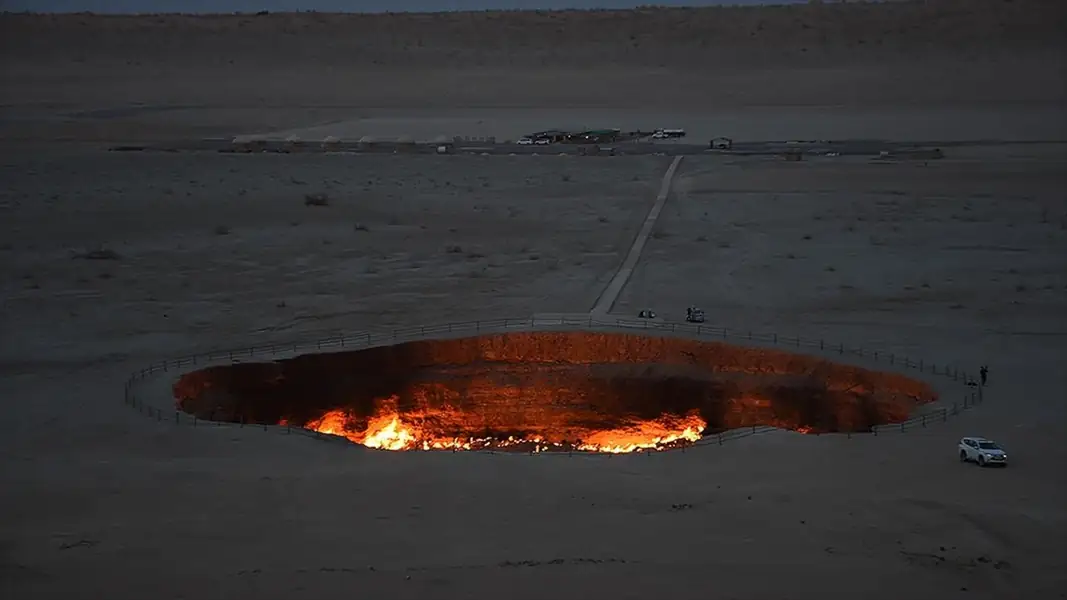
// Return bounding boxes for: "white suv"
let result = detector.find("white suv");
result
[958,437,1008,467]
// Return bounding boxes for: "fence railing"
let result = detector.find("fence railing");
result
[123,314,985,452]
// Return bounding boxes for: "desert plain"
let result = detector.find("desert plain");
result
[2,1,1067,599]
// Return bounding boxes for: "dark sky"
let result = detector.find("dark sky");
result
[1,0,809,14]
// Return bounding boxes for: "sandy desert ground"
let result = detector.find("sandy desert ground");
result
[3,1,1067,599]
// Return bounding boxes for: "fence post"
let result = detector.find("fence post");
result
[773,333,777,344]
[718,433,723,445]
[890,353,894,365]
[175,412,179,424]
[839,343,844,354]
[193,416,197,427]
[748,331,752,340]
[795,336,800,348]
[820,339,824,350]
[922,415,926,427]
[722,328,726,339]
[942,409,947,422]
[919,359,923,371]
[874,351,878,361]
[900,422,905,432]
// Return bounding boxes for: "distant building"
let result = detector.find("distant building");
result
[710,137,733,150]
[570,129,621,143]
[526,130,570,143]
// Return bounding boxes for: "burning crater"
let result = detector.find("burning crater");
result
[173,331,937,453]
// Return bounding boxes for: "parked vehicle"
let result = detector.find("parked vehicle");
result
[517,137,534,145]
[685,307,705,323]
[958,437,1008,467]
[653,129,686,139]
[638,309,657,319]
[534,138,552,145]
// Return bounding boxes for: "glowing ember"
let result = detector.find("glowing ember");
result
[302,402,707,453]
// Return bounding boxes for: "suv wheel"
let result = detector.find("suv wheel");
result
[977,455,986,467]
[959,450,968,462]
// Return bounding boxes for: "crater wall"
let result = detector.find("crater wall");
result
[173,332,937,449]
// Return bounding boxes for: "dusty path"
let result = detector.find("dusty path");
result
[590,156,683,315]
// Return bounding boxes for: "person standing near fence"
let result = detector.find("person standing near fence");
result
[980,365,988,386]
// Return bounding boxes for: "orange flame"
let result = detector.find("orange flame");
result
[302,403,707,453]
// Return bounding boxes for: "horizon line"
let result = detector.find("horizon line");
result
[0,1,858,17]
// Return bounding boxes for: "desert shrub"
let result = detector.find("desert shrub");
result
[304,193,330,207]
[73,247,120,260]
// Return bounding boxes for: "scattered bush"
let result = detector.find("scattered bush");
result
[304,193,330,207]
[73,247,120,260]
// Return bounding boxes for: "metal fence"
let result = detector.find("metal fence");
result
[123,314,985,453]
